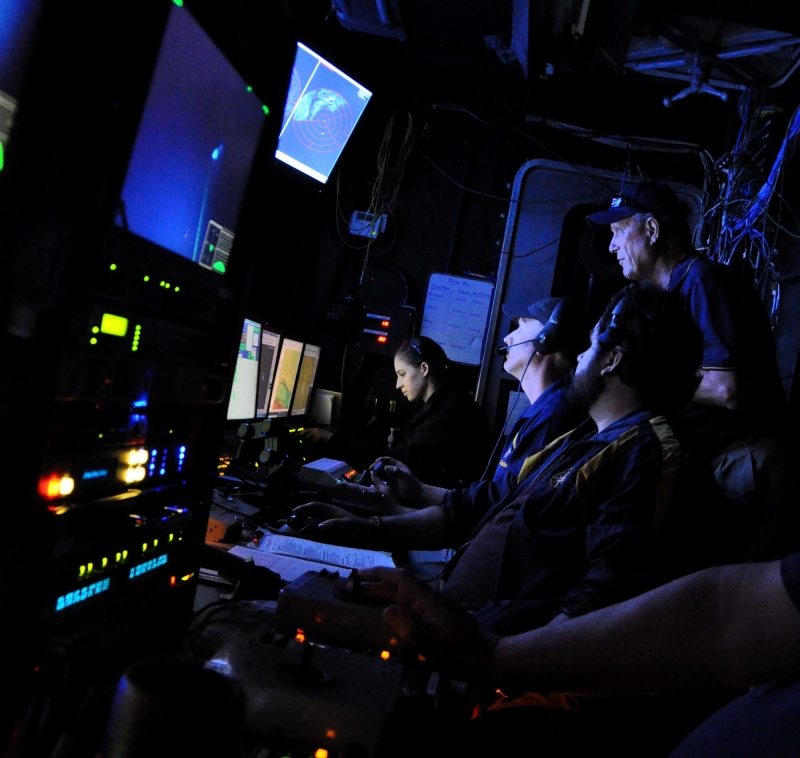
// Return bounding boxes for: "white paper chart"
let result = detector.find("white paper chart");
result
[420,273,495,365]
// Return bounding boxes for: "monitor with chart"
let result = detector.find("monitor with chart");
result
[226,319,261,420]
[275,42,372,184]
[255,327,282,419]
[290,343,321,417]
[267,338,303,419]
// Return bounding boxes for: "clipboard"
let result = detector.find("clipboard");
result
[420,273,495,365]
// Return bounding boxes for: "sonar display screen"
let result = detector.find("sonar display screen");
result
[276,42,371,184]
[118,5,266,274]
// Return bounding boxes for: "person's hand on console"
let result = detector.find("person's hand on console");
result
[355,567,500,684]
[369,457,448,510]
[292,501,380,545]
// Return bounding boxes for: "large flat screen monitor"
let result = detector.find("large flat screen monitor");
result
[0,0,46,165]
[255,327,282,419]
[226,319,261,421]
[117,4,266,274]
[267,338,303,419]
[275,42,372,184]
[290,343,321,417]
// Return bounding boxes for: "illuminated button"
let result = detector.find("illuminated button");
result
[91,326,99,334]
[122,550,128,560]
[86,563,94,574]
[100,313,128,337]
[133,466,146,482]
[153,539,158,548]
[142,543,147,553]
[124,468,137,484]
[79,565,86,577]
[102,557,108,568]
[59,477,75,496]
[377,336,387,344]
[115,552,121,563]
[168,534,174,542]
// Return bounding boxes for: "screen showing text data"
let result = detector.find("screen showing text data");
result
[276,42,371,184]
[118,5,265,273]
[226,319,261,420]
[256,329,281,419]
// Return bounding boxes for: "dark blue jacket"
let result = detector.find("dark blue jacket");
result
[440,410,723,634]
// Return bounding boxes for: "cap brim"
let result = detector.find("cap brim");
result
[586,206,638,225]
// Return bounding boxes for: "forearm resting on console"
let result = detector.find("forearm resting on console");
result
[489,561,800,696]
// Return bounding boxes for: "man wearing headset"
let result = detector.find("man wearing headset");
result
[295,284,722,635]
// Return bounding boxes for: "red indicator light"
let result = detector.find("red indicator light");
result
[170,576,176,586]
[38,476,62,499]
[377,336,387,344]
[381,320,390,327]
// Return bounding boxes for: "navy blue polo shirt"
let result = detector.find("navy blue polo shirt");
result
[491,379,586,502]
[668,254,786,450]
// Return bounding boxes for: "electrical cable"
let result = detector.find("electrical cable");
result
[478,350,536,483]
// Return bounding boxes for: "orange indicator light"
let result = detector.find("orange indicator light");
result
[295,632,306,643]
[377,336,387,344]
[380,650,390,660]
[325,730,336,739]
[315,750,328,758]
[381,320,390,327]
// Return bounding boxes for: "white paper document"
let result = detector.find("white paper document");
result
[229,534,394,582]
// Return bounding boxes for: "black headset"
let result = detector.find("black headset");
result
[496,297,582,357]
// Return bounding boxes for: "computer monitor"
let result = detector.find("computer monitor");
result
[226,319,261,421]
[255,327,282,419]
[117,3,266,274]
[267,338,303,419]
[275,42,372,184]
[290,343,321,417]
[0,0,46,164]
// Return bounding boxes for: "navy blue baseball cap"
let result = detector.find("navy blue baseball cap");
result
[586,181,685,225]
[502,297,561,323]
[501,297,587,356]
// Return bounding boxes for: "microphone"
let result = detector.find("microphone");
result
[496,337,539,356]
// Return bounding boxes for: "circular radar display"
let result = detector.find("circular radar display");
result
[292,88,354,153]
[283,67,303,128]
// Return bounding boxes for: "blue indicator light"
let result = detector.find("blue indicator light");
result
[151,449,157,456]
[133,399,148,408]
[159,468,166,476]
[179,446,186,453]
[82,469,109,480]
[55,578,111,611]
[128,554,168,579]
[179,453,185,460]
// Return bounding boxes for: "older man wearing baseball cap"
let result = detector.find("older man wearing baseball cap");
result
[588,181,788,554]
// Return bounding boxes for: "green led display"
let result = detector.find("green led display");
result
[143,275,150,282]
[100,313,129,337]
[172,0,184,5]
[174,286,180,293]
[247,86,253,93]
[209,244,215,252]
[109,263,117,271]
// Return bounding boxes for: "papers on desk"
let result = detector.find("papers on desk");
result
[229,535,395,582]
